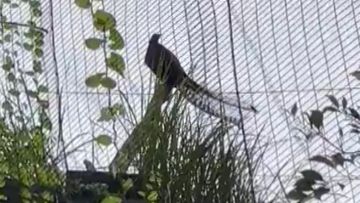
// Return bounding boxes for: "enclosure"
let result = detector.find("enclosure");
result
[0,0,359,202]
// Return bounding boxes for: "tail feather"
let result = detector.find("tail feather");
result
[183,77,257,113]
[180,88,244,126]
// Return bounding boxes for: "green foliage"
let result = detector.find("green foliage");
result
[287,86,360,202]
[85,38,102,50]
[75,0,91,9]
[98,103,125,122]
[109,28,124,50]
[286,169,329,202]
[2,55,13,71]
[95,134,112,147]
[307,110,324,130]
[100,76,117,89]
[93,10,116,31]
[350,71,360,80]
[0,0,62,201]
[116,94,256,203]
[85,73,105,88]
[101,195,122,203]
[0,123,63,201]
[106,52,125,76]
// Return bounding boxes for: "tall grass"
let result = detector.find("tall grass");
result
[123,86,256,203]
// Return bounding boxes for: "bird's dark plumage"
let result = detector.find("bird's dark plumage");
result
[144,33,257,124]
[145,33,187,100]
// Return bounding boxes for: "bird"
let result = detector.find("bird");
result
[144,33,187,101]
[144,33,257,124]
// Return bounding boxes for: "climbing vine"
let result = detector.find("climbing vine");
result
[75,0,126,149]
[0,0,61,202]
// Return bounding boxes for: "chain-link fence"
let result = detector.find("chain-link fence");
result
[1,0,360,202]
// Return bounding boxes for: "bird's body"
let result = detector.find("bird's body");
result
[145,34,188,100]
[144,34,257,125]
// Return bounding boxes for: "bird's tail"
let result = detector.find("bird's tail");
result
[179,78,256,126]
[180,88,243,126]
[182,77,258,113]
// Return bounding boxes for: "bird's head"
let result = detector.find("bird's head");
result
[150,33,161,43]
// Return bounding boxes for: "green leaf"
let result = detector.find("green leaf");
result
[348,107,360,120]
[98,107,113,122]
[97,104,125,121]
[100,77,116,89]
[5,55,12,63]
[322,106,338,113]
[85,73,104,88]
[26,90,38,98]
[308,110,323,130]
[147,191,158,202]
[286,189,307,200]
[24,71,35,76]
[7,73,16,82]
[291,103,297,116]
[351,71,360,80]
[101,196,122,203]
[15,41,22,47]
[106,52,125,76]
[23,43,33,51]
[326,95,339,108]
[34,30,44,39]
[24,31,33,39]
[38,100,49,108]
[121,179,133,193]
[42,113,52,130]
[314,187,330,200]
[4,34,11,42]
[30,1,41,7]
[33,60,42,73]
[2,64,12,71]
[10,3,19,8]
[3,55,13,71]
[3,23,11,30]
[149,174,156,183]
[95,134,112,146]
[295,178,314,191]
[0,177,5,188]
[93,10,116,31]
[2,101,13,112]
[32,8,42,17]
[8,89,20,97]
[38,85,49,93]
[145,183,153,190]
[34,48,43,57]
[111,103,125,116]
[342,97,347,109]
[109,28,124,50]
[85,38,102,50]
[338,183,345,190]
[339,127,344,137]
[137,191,146,198]
[34,38,44,46]
[301,169,323,181]
[331,153,345,167]
[309,155,335,168]
[75,0,91,9]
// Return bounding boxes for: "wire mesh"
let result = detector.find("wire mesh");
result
[0,0,360,202]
